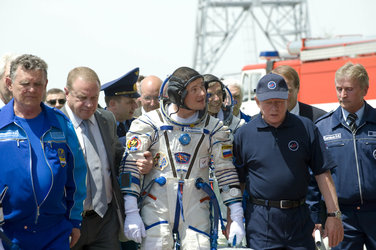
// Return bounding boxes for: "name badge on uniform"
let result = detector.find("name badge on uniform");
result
[50,132,65,139]
[58,148,66,167]
[323,133,341,141]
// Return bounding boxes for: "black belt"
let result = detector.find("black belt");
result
[250,196,305,209]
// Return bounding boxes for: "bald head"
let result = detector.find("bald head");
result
[140,75,162,112]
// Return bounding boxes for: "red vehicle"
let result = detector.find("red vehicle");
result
[240,36,376,115]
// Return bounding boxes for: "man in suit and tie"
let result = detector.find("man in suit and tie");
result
[62,66,152,249]
[62,66,124,249]
[102,68,140,146]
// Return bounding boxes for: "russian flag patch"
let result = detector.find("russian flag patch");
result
[221,145,233,159]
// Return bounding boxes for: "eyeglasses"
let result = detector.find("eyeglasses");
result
[47,99,66,105]
[143,96,159,102]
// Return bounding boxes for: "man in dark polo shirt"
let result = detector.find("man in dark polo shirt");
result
[233,73,344,249]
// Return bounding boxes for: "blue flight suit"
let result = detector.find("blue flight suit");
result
[0,101,87,250]
[315,102,376,250]
[233,112,336,249]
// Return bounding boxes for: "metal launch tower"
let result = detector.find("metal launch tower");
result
[192,0,310,73]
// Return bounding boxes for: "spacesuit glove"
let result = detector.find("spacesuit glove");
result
[228,202,245,246]
[123,195,146,243]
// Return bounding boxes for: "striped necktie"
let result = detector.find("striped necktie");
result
[347,113,357,133]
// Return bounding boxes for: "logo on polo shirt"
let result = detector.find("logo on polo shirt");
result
[267,81,276,89]
[373,149,376,160]
[288,140,299,151]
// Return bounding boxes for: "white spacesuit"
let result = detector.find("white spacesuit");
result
[120,68,244,250]
[203,74,245,225]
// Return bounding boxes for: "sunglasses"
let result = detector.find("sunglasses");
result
[47,99,66,105]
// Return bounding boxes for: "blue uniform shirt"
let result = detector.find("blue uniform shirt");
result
[15,112,51,204]
[233,112,336,200]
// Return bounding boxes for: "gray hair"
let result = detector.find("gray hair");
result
[10,54,48,81]
[0,53,19,78]
[335,62,369,90]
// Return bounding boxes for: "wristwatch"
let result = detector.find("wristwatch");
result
[327,210,342,219]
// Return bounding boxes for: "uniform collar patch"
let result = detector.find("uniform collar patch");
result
[323,133,341,141]
[288,140,299,151]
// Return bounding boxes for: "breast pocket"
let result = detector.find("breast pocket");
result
[44,140,70,179]
[326,141,345,148]
[361,139,376,160]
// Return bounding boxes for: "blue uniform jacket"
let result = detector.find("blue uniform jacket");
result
[0,100,87,231]
[315,102,376,205]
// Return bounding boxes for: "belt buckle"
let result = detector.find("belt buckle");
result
[280,200,290,209]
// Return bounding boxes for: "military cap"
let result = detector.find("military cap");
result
[101,67,140,98]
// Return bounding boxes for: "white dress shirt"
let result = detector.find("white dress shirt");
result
[65,105,113,210]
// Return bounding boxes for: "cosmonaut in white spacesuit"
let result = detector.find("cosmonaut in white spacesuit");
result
[120,66,245,249]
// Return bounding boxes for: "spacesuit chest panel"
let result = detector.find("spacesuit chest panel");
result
[150,116,212,181]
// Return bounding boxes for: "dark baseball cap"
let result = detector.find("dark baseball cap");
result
[256,73,288,101]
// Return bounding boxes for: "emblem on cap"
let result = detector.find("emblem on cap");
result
[288,140,299,151]
[267,81,277,89]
